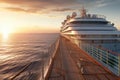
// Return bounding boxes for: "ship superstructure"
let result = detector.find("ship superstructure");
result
[60,8,120,76]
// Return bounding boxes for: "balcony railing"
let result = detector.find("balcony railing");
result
[79,43,120,76]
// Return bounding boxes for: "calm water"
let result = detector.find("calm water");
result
[0,33,59,80]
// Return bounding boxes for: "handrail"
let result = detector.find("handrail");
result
[96,46,120,56]
[41,37,60,80]
[10,36,60,80]
[80,43,120,76]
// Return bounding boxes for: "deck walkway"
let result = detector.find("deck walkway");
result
[46,37,119,80]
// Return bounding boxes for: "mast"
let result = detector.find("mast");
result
[80,7,87,18]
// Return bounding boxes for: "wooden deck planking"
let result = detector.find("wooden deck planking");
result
[46,37,119,80]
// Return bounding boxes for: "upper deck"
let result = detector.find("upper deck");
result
[69,17,107,23]
[61,8,107,26]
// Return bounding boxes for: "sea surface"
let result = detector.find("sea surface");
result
[0,33,59,80]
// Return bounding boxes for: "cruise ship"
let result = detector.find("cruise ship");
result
[60,8,120,76]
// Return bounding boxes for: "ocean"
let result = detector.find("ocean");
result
[0,33,59,80]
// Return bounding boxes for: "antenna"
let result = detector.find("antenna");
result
[80,6,87,18]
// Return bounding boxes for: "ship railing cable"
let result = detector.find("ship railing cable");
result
[74,14,106,19]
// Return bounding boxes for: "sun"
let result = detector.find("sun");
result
[1,27,11,40]
[3,31,9,39]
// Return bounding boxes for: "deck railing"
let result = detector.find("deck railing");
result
[41,37,60,80]
[9,37,60,80]
[79,43,120,76]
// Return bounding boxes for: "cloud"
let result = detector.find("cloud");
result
[0,0,76,7]
[4,7,44,14]
[5,7,28,12]
[0,0,77,13]
[52,8,74,12]
[0,0,118,14]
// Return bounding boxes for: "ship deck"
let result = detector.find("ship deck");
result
[45,36,119,80]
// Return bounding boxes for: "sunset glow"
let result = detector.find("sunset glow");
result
[0,1,120,79]
[0,0,119,33]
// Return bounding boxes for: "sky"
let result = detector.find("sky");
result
[0,0,120,33]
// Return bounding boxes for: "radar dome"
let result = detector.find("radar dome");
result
[66,15,71,20]
[72,12,77,18]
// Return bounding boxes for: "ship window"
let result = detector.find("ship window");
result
[92,40,94,43]
[70,21,108,24]
[101,40,103,43]
[81,35,86,37]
